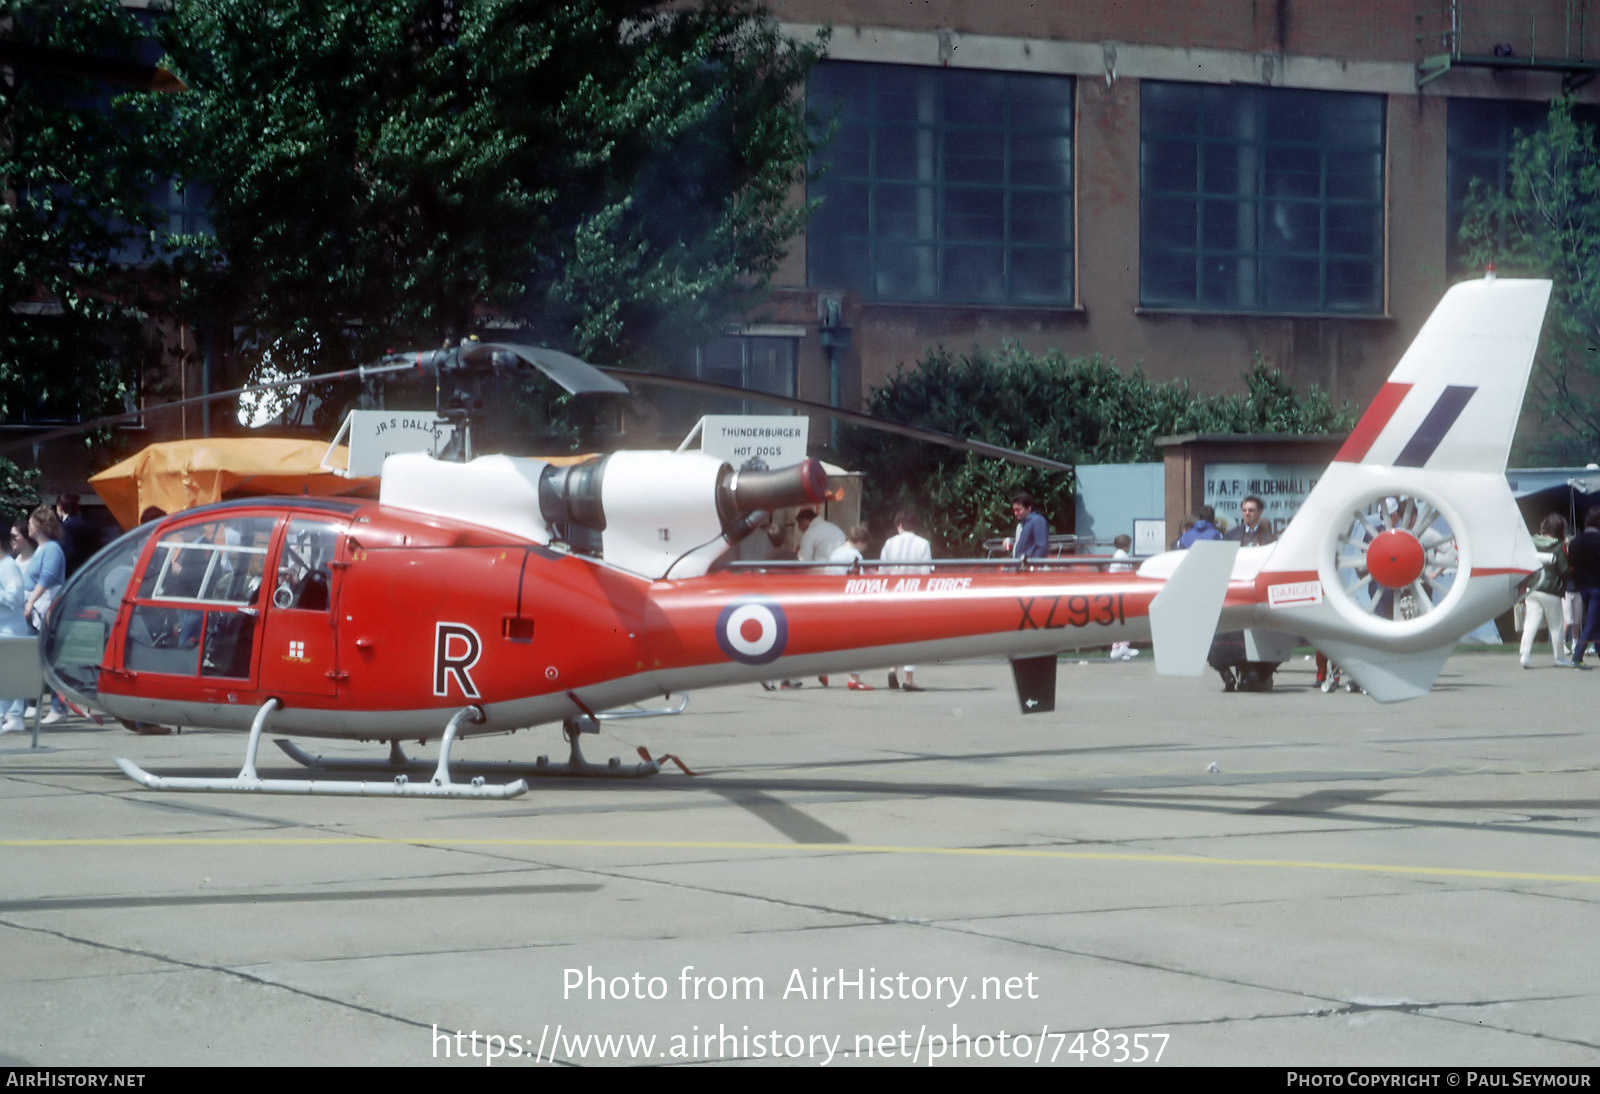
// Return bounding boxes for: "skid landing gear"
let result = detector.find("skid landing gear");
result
[531,715,660,777]
[274,714,662,780]
[116,701,530,799]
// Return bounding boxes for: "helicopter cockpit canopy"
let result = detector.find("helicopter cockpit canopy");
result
[42,514,284,707]
[41,521,160,705]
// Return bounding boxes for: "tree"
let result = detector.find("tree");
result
[0,0,169,450]
[162,0,824,423]
[839,346,1355,556]
[1461,96,1600,463]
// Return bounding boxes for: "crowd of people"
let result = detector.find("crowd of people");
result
[1520,505,1600,669]
[770,506,933,692]
[1173,497,1280,691]
[770,494,1083,693]
[772,492,1259,693]
[0,494,104,734]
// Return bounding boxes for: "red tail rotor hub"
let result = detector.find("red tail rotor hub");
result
[1366,528,1424,589]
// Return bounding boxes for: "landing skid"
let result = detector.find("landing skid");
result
[274,715,662,779]
[115,701,530,799]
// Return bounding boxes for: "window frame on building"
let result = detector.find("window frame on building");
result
[657,332,800,438]
[1139,81,1387,317]
[1445,97,1555,276]
[805,61,1076,308]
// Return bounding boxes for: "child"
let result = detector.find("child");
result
[1109,534,1138,661]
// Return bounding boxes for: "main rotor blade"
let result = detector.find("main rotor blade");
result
[0,359,422,457]
[600,368,1075,475]
[6,350,1070,476]
[0,42,187,92]
[462,344,629,396]
[376,344,628,395]
[2,342,615,457]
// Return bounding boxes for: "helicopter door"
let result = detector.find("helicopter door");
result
[256,517,344,697]
[121,516,277,692]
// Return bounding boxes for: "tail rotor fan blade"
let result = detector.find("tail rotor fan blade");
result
[1330,490,1461,627]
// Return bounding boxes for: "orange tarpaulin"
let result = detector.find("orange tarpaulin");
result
[90,438,378,530]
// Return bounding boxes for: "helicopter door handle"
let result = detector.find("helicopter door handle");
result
[237,607,258,617]
[354,637,374,648]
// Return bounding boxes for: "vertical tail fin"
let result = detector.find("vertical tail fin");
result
[1248,276,1552,700]
[1329,276,1550,473]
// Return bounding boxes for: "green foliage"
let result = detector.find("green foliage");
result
[0,0,169,434]
[1460,96,1600,463]
[0,459,42,520]
[839,345,1355,556]
[162,0,824,416]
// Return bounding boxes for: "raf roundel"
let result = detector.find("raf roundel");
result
[715,600,788,665]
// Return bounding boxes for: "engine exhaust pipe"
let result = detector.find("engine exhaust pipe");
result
[541,454,829,536]
[724,458,829,517]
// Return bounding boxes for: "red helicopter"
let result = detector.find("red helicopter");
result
[36,274,1553,800]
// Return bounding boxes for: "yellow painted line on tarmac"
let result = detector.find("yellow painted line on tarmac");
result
[0,836,1595,885]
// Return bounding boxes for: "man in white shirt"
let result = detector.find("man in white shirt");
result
[796,508,847,562]
[879,509,933,691]
[829,526,876,690]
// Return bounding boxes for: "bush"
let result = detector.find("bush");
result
[838,344,1354,556]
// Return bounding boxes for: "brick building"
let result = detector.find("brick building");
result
[688,0,1600,434]
[12,1,1597,491]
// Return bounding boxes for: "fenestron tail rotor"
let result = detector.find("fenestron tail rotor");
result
[1331,491,1461,624]
[1318,483,1471,642]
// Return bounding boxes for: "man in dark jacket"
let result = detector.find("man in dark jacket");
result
[1010,492,1050,559]
[56,494,103,577]
[1224,495,1277,547]
[1213,497,1277,691]
[1568,506,1600,668]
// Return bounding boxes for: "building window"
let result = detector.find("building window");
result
[660,335,798,435]
[111,180,214,266]
[806,62,1074,306]
[1445,99,1552,274]
[694,335,797,412]
[1140,82,1385,315]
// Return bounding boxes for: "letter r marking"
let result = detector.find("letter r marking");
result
[434,622,483,699]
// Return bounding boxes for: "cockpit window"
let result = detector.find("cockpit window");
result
[274,519,341,611]
[40,521,161,704]
[137,518,276,605]
[118,516,279,680]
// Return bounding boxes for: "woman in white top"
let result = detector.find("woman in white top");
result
[0,526,33,733]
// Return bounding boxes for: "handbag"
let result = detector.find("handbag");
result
[26,588,54,632]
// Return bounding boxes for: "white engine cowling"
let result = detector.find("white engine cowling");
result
[380,451,827,580]
[538,451,829,579]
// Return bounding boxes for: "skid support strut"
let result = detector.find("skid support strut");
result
[116,702,529,799]
[275,713,662,779]
[531,714,660,777]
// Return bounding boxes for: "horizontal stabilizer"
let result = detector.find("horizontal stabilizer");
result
[1150,541,1238,676]
[1314,640,1456,703]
